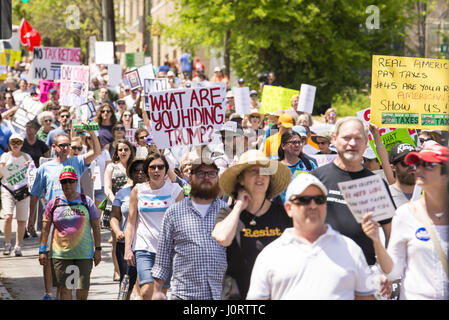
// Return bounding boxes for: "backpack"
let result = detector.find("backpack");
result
[50,194,89,217]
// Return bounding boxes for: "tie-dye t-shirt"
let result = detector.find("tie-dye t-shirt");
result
[44,194,100,259]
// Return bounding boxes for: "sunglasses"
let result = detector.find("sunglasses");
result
[43,119,52,123]
[71,146,83,151]
[118,148,130,152]
[50,108,60,111]
[60,179,76,185]
[316,140,329,145]
[413,160,439,171]
[122,114,132,117]
[60,114,70,119]
[289,195,327,206]
[138,135,148,140]
[133,168,145,173]
[419,138,432,144]
[10,140,23,145]
[193,170,218,178]
[114,127,125,131]
[101,109,112,114]
[149,164,165,171]
[328,112,336,117]
[57,143,70,149]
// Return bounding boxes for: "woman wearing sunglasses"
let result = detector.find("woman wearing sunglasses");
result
[95,103,117,148]
[108,122,127,156]
[324,107,337,125]
[125,152,184,300]
[212,150,292,299]
[104,139,135,281]
[362,144,449,300]
[36,111,55,144]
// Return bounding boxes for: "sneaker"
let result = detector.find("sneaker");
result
[23,230,30,239]
[14,246,22,257]
[43,293,53,300]
[3,243,11,255]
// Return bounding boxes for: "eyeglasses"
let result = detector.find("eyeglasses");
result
[133,168,145,173]
[60,179,76,185]
[286,140,302,146]
[60,114,70,119]
[149,164,165,171]
[57,143,70,149]
[123,114,132,117]
[50,108,60,111]
[327,112,336,117]
[394,159,409,167]
[138,135,148,140]
[290,195,327,206]
[10,140,23,146]
[413,160,439,171]
[193,170,218,178]
[101,109,112,114]
[114,127,125,131]
[419,138,432,144]
[71,146,83,151]
[316,141,329,145]
[118,148,130,152]
[43,119,52,123]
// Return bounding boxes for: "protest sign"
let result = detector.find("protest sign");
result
[59,65,89,107]
[38,80,59,103]
[125,52,145,68]
[368,128,416,163]
[11,96,43,131]
[144,86,226,148]
[29,47,81,81]
[338,175,395,223]
[95,41,114,65]
[297,83,316,114]
[123,69,141,90]
[309,154,338,167]
[232,87,251,115]
[370,55,449,130]
[137,64,155,82]
[260,85,299,114]
[6,49,21,67]
[107,64,122,87]
[75,100,96,122]
[144,78,169,94]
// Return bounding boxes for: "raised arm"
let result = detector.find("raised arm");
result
[369,123,395,185]
[84,129,101,165]
[124,186,138,267]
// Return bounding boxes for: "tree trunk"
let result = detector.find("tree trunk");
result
[223,29,231,80]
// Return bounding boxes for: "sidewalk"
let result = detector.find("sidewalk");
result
[0,217,121,300]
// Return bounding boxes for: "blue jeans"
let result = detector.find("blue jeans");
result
[116,242,137,292]
[135,250,171,288]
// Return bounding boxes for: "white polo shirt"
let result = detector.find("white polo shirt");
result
[247,225,375,300]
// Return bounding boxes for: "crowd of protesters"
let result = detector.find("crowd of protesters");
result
[0,51,448,301]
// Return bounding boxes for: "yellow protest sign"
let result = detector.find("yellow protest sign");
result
[370,55,449,130]
[9,50,22,67]
[260,85,299,114]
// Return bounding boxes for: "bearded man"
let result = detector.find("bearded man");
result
[388,143,417,207]
[151,156,227,300]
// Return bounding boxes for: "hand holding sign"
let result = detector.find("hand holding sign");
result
[361,213,381,243]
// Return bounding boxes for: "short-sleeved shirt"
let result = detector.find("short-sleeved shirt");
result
[0,152,32,190]
[31,155,89,204]
[214,201,292,300]
[46,127,68,147]
[0,122,12,155]
[98,124,114,147]
[112,185,132,244]
[21,138,49,167]
[44,194,99,259]
[311,162,394,266]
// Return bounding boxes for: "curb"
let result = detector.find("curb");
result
[0,280,13,300]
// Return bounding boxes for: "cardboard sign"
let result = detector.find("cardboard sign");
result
[144,86,226,148]
[297,83,316,114]
[38,80,59,103]
[260,85,299,114]
[370,55,449,130]
[11,96,43,131]
[95,41,114,65]
[338,175,395,223]
[76,100,97,122]
[123,69,141,90]
[107,64,122,87]
[232,87,251,115]
[368,128,416,163]
[125,52,145,68]
[30,47,81,81]
[59,65,89,107]
[308,154,338,167]
[125,128,137,146]
[144,78,169,94]
[7,50,22,67]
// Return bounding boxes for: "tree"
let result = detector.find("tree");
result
[162,0,424,112]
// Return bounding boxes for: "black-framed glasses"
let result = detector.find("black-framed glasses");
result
[71,146,83,151]
[289,195,327,205]
[287,140,302,146]
[138,135,148,140]
[193,170,218,178]
[413,160,439,171]
[60,179,76,185]
[57,143,70,149]
[118,148,130,152]
[114,127,125,131]
[101,109,112,114]
[149,164,165,171]
[122,114,132,117]
[419,138,432,144]
[394,159,409,167]
[60,114,70,119]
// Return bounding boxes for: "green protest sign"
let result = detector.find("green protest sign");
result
[368,128,416,163]
[73,122,99,133]
[125,53,135,68]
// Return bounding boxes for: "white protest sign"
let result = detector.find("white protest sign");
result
[107,64,122,87]
[29,47,81,81]
[76,100,96,122]
[144,78,169,94]
[337,175,395,223]
[95,41,114,65]
[137,64,155,83]
[144,86,226,149]
[232,87,251,115]
[191,81,210,88]
[93,165,102,190]
[297,83,316,114]
[308,154,338,167]
[0,65,7,75]
[59,65,89,107]
[11,96,43,131]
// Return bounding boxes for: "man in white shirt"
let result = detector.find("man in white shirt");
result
[247,173,376,300]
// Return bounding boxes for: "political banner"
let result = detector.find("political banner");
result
[232,87,251,115]
[260,85,299,114]
[59,65,89,107]
[38,80,59,103]
[297,83,316,114]
[370,55,449,130]
[29,46,81,81]
[338,175,396,223]
[144,86,226,148]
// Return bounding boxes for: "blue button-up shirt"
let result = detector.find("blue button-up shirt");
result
[152,197,228,300]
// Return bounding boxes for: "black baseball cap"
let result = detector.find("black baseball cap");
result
[389,143,416,164]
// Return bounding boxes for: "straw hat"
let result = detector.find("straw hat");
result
[219,149,291,199]
[126,158,147,178]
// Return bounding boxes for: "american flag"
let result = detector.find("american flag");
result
[70,82,83,96]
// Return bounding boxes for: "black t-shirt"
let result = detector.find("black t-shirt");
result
[311,162,394,266]
[21,138,49,167]
[215,201,292,300]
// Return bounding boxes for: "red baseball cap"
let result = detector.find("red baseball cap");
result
[404,144,449,165]
[59,166,78,181]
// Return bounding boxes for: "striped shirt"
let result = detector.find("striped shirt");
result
[152,198,228,300]
[132,181,183,253]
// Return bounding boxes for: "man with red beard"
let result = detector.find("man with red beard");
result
[388,143,417,207]
[151,155,228,300]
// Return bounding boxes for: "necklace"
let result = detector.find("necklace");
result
[249,200,266,226]
[434,212,445,219]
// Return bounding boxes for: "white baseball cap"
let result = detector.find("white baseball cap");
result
[9,133,24,142]
[285,173,328,202]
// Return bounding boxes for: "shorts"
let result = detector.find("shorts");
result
[135,250,171,288]
[94,189,107,203]
[0,186,30,221]
[51,258,93,290]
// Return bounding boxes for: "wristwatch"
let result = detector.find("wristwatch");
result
[95,246,102,251]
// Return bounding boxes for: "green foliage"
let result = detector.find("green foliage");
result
[331,89,371,117]
[164,0,424,113]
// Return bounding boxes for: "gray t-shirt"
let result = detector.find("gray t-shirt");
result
[389,185,412,208]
